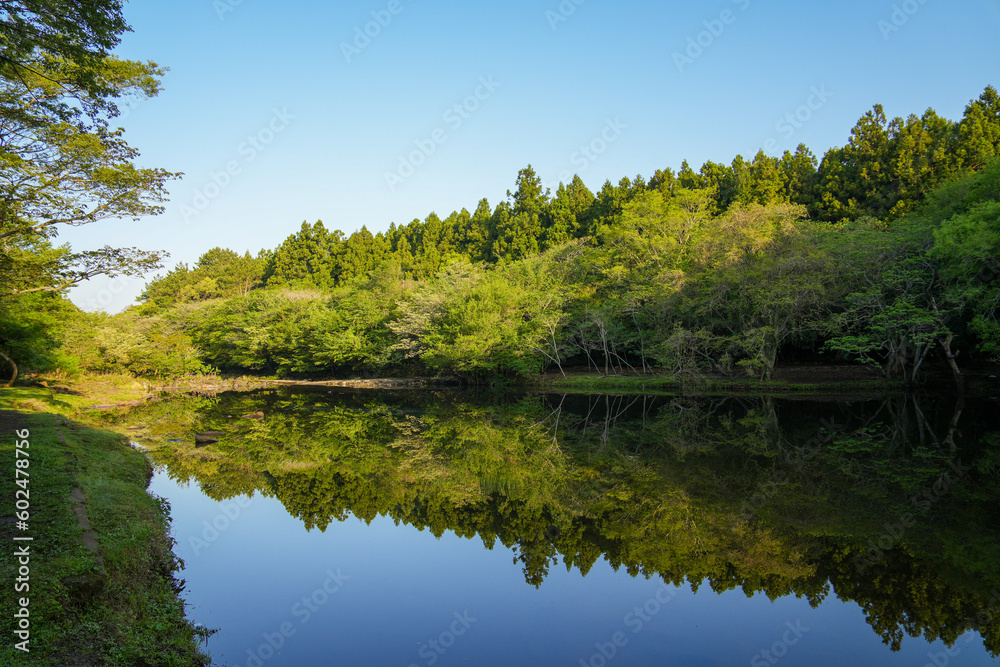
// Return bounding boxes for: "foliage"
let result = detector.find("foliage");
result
[140,247,266,312]
[0,290,80,380]
[0,0,178,384]
[23,86,996,386]
[390,259,565,378]
[0,44,176,298]
[89,310,209,378]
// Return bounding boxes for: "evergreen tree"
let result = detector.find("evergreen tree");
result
[780,144,819,209]
[749,150,786,206]
[677,160,703,189]
[263,221,338,289]
[954,85,1000,172]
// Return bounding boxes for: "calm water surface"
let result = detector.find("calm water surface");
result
[108,389,1000,666]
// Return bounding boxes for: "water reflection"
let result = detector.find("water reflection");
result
[103,389,1000,659]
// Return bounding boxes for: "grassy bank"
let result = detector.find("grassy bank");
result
[0,389,210,666]
[530,365,902,396]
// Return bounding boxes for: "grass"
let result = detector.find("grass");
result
[531,371,901,396]
[528,375,902,396]
[0,390,211,666]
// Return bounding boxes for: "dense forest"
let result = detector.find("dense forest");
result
[3,86,1000,385]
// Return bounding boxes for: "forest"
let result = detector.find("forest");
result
[3,84,1000,386]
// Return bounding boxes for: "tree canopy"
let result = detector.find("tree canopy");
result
[0,0,177,382]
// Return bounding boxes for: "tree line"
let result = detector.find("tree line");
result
[4,80,1000,386]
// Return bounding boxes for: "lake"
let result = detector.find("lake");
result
[101,388,1000,666]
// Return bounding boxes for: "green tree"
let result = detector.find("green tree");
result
[929,159,1000,362]
[263,221,340,289]
[748,150,786,205]
[677,160,703,190]
[1,1,128,84]
[0,0,175,380]
[92,310,208,378]
[0,10,175,297]
[0,290,78,384]
[780,144,818,208]
[823,219,949,385]
[493,166,547,261]
[390,260,564,378]
[140,247,265,310]
[682,204,833,379]
[954,85,1000,172]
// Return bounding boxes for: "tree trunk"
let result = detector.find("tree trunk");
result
[550,327,566,378]
[0,350,17,387]
[599,322,609,377]
[939,333,964,395]
[944,395,965,454]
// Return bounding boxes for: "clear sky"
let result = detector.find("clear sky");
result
[63,0,1000,312]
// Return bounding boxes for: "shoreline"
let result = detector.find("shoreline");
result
[16,361,999,412]
[0,405,211,665]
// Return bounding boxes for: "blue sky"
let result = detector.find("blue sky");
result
[64,0,1000,311]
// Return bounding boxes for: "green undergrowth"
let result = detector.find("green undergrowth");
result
[0,398,210,666]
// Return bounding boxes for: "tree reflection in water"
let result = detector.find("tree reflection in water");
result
[101,388,1000,655]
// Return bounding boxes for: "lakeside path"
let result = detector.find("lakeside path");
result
[0,403,210,666]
